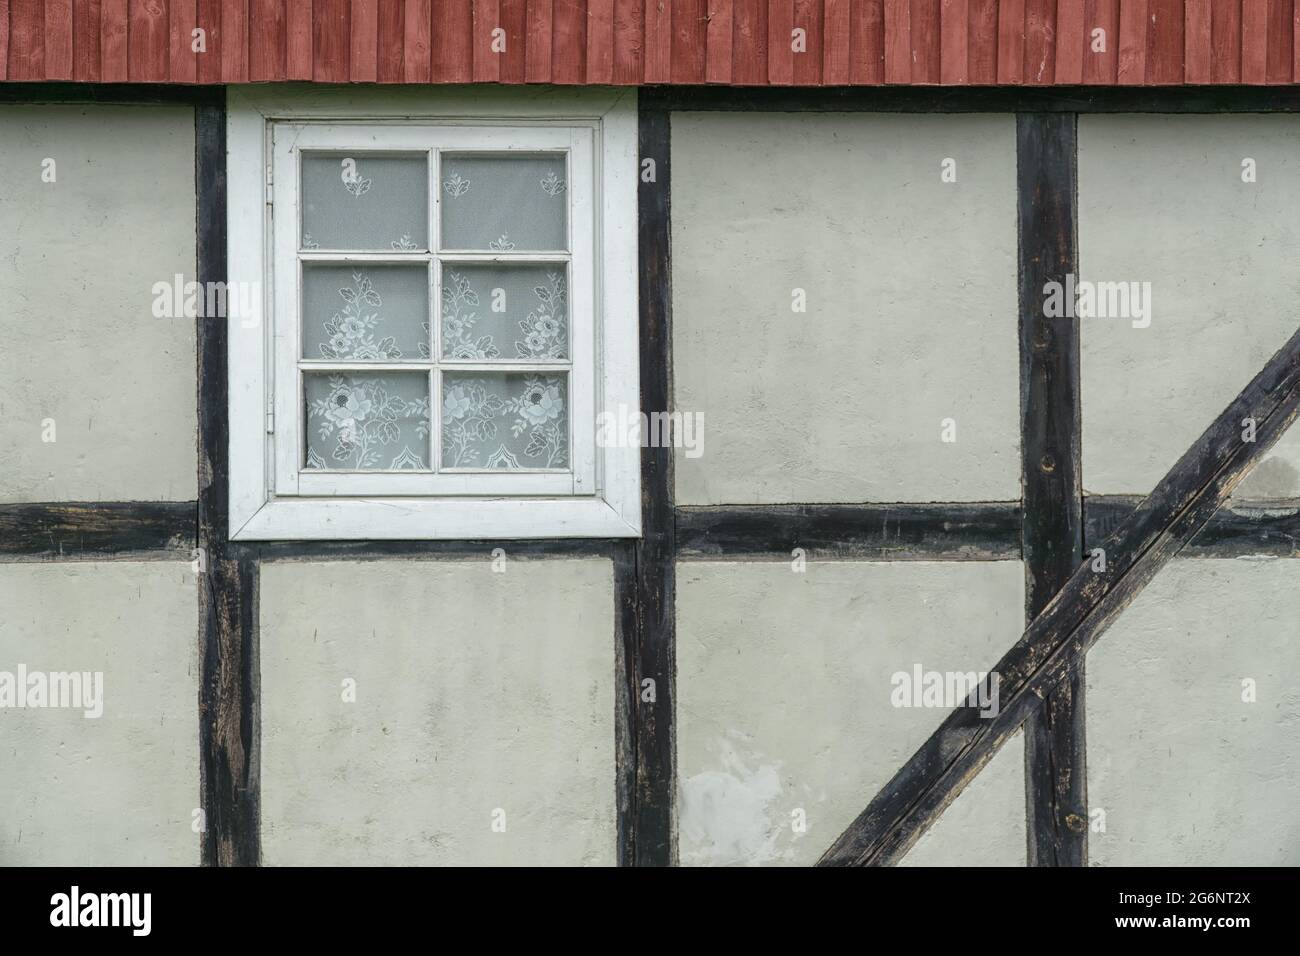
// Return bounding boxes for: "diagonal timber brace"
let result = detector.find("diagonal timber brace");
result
[819,324,1300,867]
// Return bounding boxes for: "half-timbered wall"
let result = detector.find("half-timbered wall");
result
[2,84,1300,867]
[670,110,1027,865]
[678,563,1028,865]
[0,105,199,865]
[1078,114,1300,866]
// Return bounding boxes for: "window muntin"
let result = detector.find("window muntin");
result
[271,124,596,499]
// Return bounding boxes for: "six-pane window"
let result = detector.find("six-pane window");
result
[229,100,637,541]
[271,125,596,499]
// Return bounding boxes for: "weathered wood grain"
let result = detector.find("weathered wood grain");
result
[675,502,1021,559]
[1022,0,1054,84]
[1018,112,1086,868]
[43,0,71,78]
[967,0,996,82]
[614,105,676,866]
[1184,0,1211,83]
[0,501,195,555]
[1087,494,1300,556]
[1146,0,1184,84]
[1082,0,1119,84]
[1052,0,1083,84]
[197,102,260,868]
[732,0,767,83]
[1241,0,1267,84]
[911,0,941,83]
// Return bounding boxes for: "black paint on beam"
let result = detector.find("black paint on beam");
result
[0,501,195,556]
[675,502,1022,560]
[641,85,1300,115]
[196,99,260,867]
[6,82,1300,115]
[0,83,225,106]
[252,539,621,561]
[1018,112,1087,868]
[819,322,1300,866]
[614,106,676,867]
[11,499,1300,563]
[1087,494,1300,557]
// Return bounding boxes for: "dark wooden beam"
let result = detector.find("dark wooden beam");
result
[196,99,260,867]
[1087,495,1300,557]
[0,501,195,556]
[1,83,1299,115]
[675,502,1022,560]
[614,105,676,866]
[0,83,225,106]
[197,553,259,866]
[1018,113,1086,868]
[252,539,620,561]
[5,83,1300,115]
[641,85,1300,114]
[819,322,1300,866]
[613,541,639,867]
[9,499,1300,563]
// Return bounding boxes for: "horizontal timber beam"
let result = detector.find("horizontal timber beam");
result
[5,499,1300,562]
[819,323,1300,866]
[1087,494,1300,558]
[0,83,224,106]
[5,84,1300,115]
[0,502,195,556]
[675,503,1022,560]
[641,85,1300,115]
[253,539,621,561]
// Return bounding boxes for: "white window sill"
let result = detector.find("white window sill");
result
[232,496,640,541]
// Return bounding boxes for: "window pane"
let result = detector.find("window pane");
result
[442,373,568,470]
[305,372,431,470]
[441,264,567,360]
[301,152,428,251]
[440,154,568,251]
[303,264,430,360]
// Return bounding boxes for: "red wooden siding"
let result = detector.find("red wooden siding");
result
[3,0,1299,83]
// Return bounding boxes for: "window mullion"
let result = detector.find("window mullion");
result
[431,146,442,473]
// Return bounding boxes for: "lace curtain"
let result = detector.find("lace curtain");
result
[298,150,570,473]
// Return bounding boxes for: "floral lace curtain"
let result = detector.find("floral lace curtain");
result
[298,150,570,473]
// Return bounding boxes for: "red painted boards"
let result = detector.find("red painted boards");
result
[1,0,1296,85]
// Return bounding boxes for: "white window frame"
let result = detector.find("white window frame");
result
[226,89,639,540]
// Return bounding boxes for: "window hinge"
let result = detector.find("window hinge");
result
[265,164,273,205]
[266,398,275,434]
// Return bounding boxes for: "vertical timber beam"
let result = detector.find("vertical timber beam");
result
[197,98,261,866]
[1018,112,1087,867]
[616,104,676,866]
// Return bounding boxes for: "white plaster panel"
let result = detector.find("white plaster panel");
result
[259,558,616,865]
[671,112,1019,504]
[0,105,197,501]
